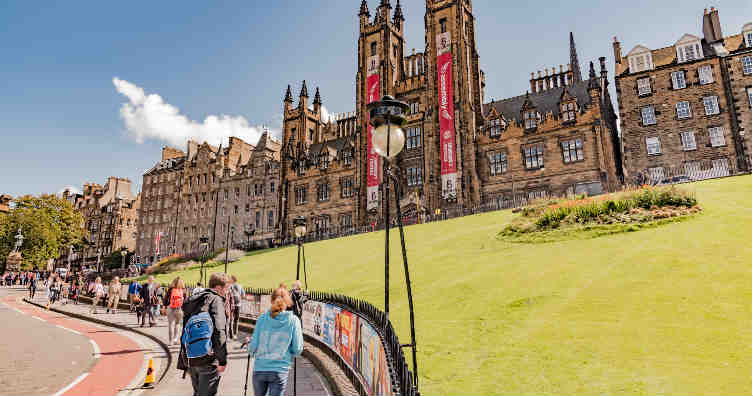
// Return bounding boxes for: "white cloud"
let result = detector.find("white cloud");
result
[113,77,278,148]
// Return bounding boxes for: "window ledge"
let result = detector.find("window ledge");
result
[647,152,663,156]
[563,159,586,164]
[682,147,697,151]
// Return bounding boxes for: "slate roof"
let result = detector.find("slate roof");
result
[483,79,594,121]
[615,33,748,76]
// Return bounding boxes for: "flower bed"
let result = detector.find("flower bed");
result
[498,186,702,243]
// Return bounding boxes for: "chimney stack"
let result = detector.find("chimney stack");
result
[702,7,723,43]
[613,36,622,64]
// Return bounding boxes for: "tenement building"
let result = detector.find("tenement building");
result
[278,0,622,236]
[614,7,752,183]
[136,132,281,263]
[59,177,140,269]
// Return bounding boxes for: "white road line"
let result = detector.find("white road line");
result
[89,339,101,359]
[31,315,45,322]
[12,307,24,314]
[56,324,83,336]
[53,372,89,396]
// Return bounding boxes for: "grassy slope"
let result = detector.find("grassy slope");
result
[150,176,751,395]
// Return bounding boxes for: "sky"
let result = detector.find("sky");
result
[1,0,750,198]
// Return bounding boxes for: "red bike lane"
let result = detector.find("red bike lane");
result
[3,295,145,396]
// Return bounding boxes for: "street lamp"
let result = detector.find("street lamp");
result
[366,94,420,394]
[96,248,102,274]
[224,224,235,274]
[293,216,308,287]
[244,224,254,251]
[199,236,209,285]
[120,247,127,270]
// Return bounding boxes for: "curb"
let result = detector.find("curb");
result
[23,297,173,390]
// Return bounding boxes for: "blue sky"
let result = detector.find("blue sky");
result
[1,0,749,197]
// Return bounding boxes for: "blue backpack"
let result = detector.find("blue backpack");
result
[182,306,214,360]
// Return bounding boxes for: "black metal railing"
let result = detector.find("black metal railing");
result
[631,158,739,187]
[180,283,418,395]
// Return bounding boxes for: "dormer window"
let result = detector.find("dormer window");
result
[560,102,576,122]
[342,149,353,166]
[319,153,329,170]
[524,111,538,129]
[627,45,654,73]
[675,35,704,63]
[489,119,503,137]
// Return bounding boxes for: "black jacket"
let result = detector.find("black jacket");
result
[139,282,157,306]
[177,289,227,369]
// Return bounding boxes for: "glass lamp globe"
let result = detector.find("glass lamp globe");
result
[372,124,405,159]
[294,225,306,238]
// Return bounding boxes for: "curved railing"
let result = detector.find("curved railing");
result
[240,287,417,396]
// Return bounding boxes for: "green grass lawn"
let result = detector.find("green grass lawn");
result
[150,175,751,395]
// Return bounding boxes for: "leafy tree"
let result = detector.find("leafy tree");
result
[0,195,85,271]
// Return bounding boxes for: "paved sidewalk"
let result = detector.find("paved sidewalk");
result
[32,294,331,396]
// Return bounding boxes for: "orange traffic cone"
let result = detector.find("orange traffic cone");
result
[142,358,155,388]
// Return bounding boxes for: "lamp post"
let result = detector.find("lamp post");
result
[120,247,127,270]
[224,224,234,274]
[366,94,420,394]
[244,225,254,251]
[67,245,74,273]
[199,236,209,285]
[293,216,307,287]
[96,248,102,274]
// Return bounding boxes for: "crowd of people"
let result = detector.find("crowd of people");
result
[3,268,304,396]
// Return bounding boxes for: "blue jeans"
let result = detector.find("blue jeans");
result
[252,371,288,396]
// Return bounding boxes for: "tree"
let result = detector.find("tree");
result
[0,195,85,271]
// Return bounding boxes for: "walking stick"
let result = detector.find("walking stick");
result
[243,353,251,396]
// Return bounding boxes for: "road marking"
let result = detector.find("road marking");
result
[12,307,24,314]
[53,372,89,396]
[31,315,45,322]
[89,339,101,360]
[56,324,83,336]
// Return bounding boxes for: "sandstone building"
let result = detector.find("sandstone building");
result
[278,0,622,236]
[59,177,140,269]
[614,8,752,183]
[136,132,280,263]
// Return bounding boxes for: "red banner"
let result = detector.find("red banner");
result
[366,55,380,211]
[436,32,458,199]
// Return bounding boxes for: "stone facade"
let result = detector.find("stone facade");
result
[614,8,752,182]
[0,194,11,216]
[278,0,622,236]
[60,177,140,269]
[136,133,281,263]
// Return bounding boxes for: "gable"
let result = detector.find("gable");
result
[675,33,702,46]
[626,45,651,57]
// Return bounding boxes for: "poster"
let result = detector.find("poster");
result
[436,31,458,199]
[366,54,381,211]
[338,310,355,364]
[302,300,324,341]
[322,303,340,348]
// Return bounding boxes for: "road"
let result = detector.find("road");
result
[0,286,149,396]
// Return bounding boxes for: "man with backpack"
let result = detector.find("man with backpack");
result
[139,276,158,327]
[178,273,230,396]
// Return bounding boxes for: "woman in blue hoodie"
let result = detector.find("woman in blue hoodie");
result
[248,286,303,396]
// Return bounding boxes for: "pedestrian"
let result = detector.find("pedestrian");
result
[164,277,186,346]
[228,275,245,340]
[60,281,69,305]
[28,275,37,299]
[155,283,166,317]
[90,277,105,314]
[107,277,122,314]
[46,276,61,310]
[178,273,230,396]
[128,280,141,312]
[69,278,79,304]
[247,285,302,396]
[139,276,157,327]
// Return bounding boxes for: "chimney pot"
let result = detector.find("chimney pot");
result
[710,6,715,12]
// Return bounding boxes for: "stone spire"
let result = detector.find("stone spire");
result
[570,32,583,82]
[359,0,369,17]
[313,87,322,105]
[299,80,309,98]
[283,84,293,103]
[393,0,404,22]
